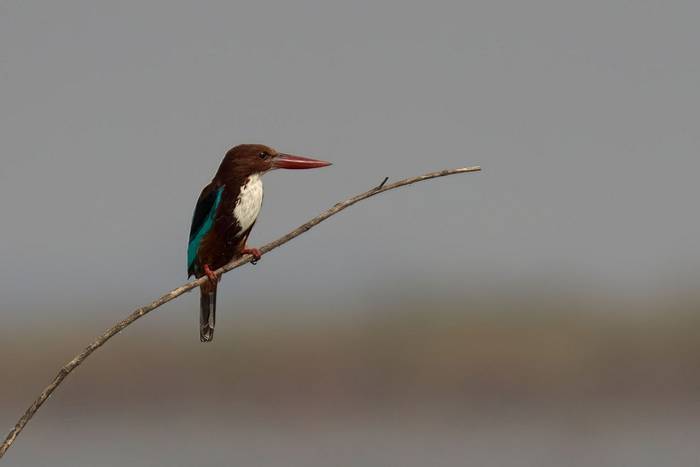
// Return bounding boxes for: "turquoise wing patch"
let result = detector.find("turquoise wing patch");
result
[188,186,224,274]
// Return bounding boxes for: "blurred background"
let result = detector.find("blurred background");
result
[1,1,700,466]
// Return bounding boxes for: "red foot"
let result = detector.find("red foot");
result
[203,264,218,284]
[242,247,262,264]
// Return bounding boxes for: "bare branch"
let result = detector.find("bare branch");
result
[0,166,481,459]
[375,176,389,190]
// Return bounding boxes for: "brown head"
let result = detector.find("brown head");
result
[215,144,331,181]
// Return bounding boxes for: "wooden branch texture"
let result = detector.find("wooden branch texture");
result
[0,166,481,459]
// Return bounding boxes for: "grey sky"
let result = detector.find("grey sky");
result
[1,1,699,317]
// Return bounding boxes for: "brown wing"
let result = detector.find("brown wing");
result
[194,185,254,274]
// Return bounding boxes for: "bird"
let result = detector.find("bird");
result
[187,144,331,342]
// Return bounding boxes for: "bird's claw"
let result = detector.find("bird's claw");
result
[242,247,262,265]
[203,264,218,284]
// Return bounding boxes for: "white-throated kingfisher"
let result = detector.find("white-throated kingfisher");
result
[187,144,331,342]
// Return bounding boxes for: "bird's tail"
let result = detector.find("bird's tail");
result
[199,280,217,342]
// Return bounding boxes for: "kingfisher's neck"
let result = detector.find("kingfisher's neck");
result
[217,170,264,190]
[242,173,263,190]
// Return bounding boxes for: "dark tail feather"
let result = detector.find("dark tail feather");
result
[199,281,217,342]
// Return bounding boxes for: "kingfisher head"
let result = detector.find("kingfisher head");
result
[215,144,331,181]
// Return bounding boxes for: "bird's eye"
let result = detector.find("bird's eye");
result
[258,152,268,159]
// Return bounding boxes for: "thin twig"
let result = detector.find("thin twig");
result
[0,165,480,459]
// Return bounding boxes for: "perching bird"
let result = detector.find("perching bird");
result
[187,144,331,342]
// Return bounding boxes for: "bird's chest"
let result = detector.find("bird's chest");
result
[232,174,263,234]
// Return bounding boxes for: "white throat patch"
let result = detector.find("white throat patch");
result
[233,174,263,236]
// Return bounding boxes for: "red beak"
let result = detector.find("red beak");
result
[273,153,332,170]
